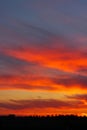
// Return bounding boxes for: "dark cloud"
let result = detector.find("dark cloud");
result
[76,66,87,76]
[68,94,87,101]
[19,21,56,38]
[0,17,75,52]
[67,94,87,108]
[0,98,82,110]
[0,53,39,75]
[52,75,87,88]
[0,53,35,67]
[1,72,87,90]
[0,19,57,48]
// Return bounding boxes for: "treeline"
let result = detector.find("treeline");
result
[0,114,87,129]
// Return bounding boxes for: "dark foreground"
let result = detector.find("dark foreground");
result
[0,115,87,130]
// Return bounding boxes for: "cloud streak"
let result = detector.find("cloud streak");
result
[0,73,87,92]
[0,28,87,93]
[0,98,84,110]
[0,26,87,77]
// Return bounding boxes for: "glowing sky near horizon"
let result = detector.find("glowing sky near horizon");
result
[0,0,87,116]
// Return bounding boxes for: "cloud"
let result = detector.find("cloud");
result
[67,94,87,109]
[68,94,87,101]
[0,74,57,90]
[76,66,87,76]
[0,19,57,49]
[0,53,38,76]
[0,21,87,92]
[1,25,87,77]
[0,98,83,110]
[0,37,80,74]
[52,75,87,89]
[0,72,87,91]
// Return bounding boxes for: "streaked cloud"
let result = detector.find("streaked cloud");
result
[68,94,87,101]
[0,73,87,92]
[0,98,83,110]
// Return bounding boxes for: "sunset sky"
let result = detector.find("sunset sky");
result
[0,0,87,116]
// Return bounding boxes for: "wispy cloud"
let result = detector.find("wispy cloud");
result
[68,94,87,101]
[1,33,87,76]
[0,72,87,92]
[0,98,83,110]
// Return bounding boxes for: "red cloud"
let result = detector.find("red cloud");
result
[0,74,87,91]
[0,98,84,110]
[1,35,87,77]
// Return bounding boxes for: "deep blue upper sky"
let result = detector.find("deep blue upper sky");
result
[0,0,87,39]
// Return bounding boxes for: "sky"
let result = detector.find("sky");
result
[0,0,87,116]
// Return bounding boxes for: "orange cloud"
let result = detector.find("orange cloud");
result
[0,98,86,116]
[0,74,87,94]
[1,37,87,76]
[0,34,87,116]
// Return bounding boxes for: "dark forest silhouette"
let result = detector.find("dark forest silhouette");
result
[0,114,87,130]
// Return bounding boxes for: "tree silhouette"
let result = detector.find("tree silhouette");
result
[0,114,87,130]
